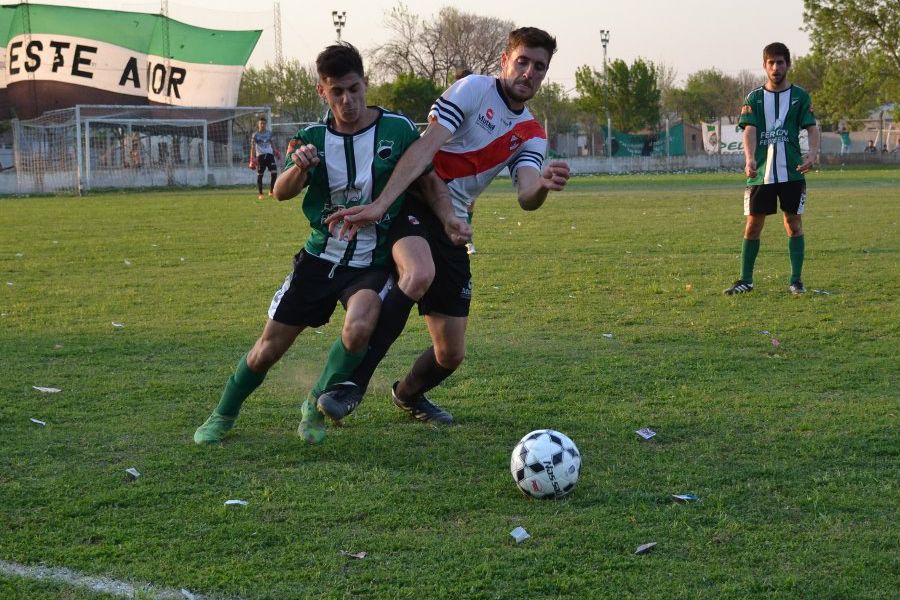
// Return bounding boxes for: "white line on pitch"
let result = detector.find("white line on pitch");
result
[0,559,242,599]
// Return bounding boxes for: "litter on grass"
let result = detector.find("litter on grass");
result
[30,418,46,426]
[112,322,125,328]
[125,468,140,480]
[635,428,656,440]
[510,526,530,543]
[813,289,832,295]
[602,333,614,339]
[124,259,132,266]
[224,499,248,507]
[635,542,657,555]
[771,338,781,348]
[672,494,699,502]
[33,386,61,393]
[339,550,367,559]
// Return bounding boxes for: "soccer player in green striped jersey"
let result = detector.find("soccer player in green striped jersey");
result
[724,42,819,296]
[193,42,467,445]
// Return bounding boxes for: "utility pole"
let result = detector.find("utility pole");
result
[274,1,283,68]
[332,11,347,42]
[600,29,611,160]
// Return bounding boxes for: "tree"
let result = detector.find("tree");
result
[575,58,661,132]
[239,60,322,122]
[369,3,513,86]
[367,73,442,123]
[803,0,899,119]
[656,61,679,116]
[669,69,743,123]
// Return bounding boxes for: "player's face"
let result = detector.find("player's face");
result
[499,45,551,106]
[764,55,790,89]
[318,72,368,130]
[256,120,266,132]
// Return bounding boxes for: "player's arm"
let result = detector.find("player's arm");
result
[514,161,571,211]
[742,125,758,178]
[798,125,820,174]
[326,121,454,238]
[273,144,319,201]
[411,171,472,246]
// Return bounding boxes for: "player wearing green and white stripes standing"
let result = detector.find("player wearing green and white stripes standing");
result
[724,42,819,296]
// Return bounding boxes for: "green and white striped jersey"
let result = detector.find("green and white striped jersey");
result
[739,85,816,185]
[285,107,420,268]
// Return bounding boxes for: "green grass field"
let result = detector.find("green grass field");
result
[1,169,897,599]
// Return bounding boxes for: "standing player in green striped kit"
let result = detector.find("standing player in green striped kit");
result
[193,42,466,445]
[724,42,819,296]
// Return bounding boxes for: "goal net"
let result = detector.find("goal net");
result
[12,105,271,195]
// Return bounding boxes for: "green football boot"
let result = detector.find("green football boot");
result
[193,412,236,445]
[298,399,326,444]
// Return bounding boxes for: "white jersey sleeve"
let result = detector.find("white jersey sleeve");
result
[429,76,481,134]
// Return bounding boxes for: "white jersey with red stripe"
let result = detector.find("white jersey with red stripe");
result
[428,74,547,220]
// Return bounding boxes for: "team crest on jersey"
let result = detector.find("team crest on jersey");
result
[407,215,420,225]
[741,105,752,115]
[377,140,395,159]
[509,134,522,151]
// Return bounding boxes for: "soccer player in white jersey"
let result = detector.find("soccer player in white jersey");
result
[193,43,466,445]
[316,27,571,425]
[724,42,819,296]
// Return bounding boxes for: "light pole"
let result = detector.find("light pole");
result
[332,11,347,42]
[600,29,611,160]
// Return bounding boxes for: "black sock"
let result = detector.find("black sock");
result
[351,285,416,391]
[257,173,263,193]
[269,173,277,192]
[396,346,456,400]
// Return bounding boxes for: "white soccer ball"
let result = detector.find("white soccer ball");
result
[510,429,581,499]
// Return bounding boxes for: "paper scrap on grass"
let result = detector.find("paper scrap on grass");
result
[33,386,61,393]
[635,428,656,440]
[124,259,132,266]
[602,333,614,339]
[125,468,141,480]
[510,526,530,543]
[112,322,125,328]
[635,542,657,555]
[15,253,23,257]
[761,330,770,335]
[771,338,781,348]
[813,289,831,295]
[672,494,699,503]
[30,418,46,426]
[6,282,12,286]
[339,550,367,559]
[224,499,248,507]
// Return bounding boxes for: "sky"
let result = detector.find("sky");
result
[28,0,813,91]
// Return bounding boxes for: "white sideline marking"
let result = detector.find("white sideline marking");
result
[0,559,241,599]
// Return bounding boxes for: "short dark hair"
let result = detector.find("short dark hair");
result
[763,42,791,66]
[257,116,267,122]
[506,27,557,61]
[316,42,365,80]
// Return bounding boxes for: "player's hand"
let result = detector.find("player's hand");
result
[248,159,257,170]
[745,159,757,178]
[541,160,570,191]
[796,156,815,174]
[325,202,388,240]
[291,144,320,172]
[444,217,473,246]
[274,148,281,160]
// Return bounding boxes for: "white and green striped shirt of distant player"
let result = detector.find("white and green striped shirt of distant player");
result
[285,107,421,268]
[739,85,816,185]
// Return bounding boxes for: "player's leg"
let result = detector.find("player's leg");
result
[725,185,770,295]
[194,319,302,444]
[781,181,806,293]
[316,206,434,417]
[392,314,465,424]
[256,160,265,199]
[267,155,277,197]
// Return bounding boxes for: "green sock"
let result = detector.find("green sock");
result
[788,235,805,283]
[740,238,760,283]
[214,354,267,418]
[309,338,366,400]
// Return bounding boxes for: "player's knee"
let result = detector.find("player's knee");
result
[398,265,434,300]
[247,342,281,371]
[341,319,374,353]
[434,345,464,370]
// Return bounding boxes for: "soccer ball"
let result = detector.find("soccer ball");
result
[510,429,581,499]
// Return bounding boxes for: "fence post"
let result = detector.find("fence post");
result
[74,106,83,196]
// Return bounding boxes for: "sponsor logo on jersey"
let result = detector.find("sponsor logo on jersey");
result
[377,140,394,159]
[486,108,494,120]
[407,215,420,225]
[759,127,789,146]
[476,112,496,133]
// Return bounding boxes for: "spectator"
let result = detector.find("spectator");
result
[864,140,877,153]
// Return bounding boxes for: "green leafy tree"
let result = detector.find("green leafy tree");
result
[575,58,661,132]
[367,73,442,123]
[239,60,322,122]
[670,69,744,123]
[803,0,899,120]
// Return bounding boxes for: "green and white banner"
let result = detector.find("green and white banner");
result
[0,3,261,118]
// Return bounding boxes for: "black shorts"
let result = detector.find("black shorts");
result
[388,199,472,318]
[256,153,277,173]
[267,250,390,327]
[744,181,806,215]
